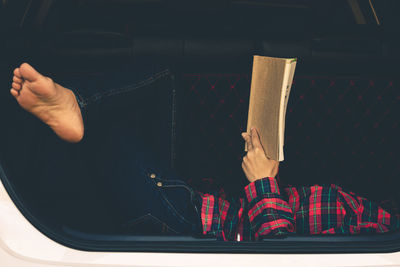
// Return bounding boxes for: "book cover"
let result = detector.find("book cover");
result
[246,55,297,161]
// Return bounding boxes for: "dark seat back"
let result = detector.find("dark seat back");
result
[176,73,400,203]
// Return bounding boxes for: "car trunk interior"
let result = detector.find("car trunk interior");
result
[0,0,400,252]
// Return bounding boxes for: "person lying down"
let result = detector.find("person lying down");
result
[9,63,400,241]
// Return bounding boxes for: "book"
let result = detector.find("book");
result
[246,55,297,161]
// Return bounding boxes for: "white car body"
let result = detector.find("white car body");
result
[1,179,400,267]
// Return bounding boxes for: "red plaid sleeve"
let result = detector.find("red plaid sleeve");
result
[244,177,295,240]
[337,189,399,234]
[284,184,400,235]
[198,191,247,241]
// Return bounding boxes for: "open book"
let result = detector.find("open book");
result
[246,55,297,161]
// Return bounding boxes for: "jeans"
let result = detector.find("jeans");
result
[59,63,202,236]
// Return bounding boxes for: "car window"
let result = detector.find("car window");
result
[0,0,399,253]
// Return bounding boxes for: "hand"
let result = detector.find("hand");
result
[241,127,279,183]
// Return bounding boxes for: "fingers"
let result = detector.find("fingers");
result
[250,127,263,149]
[242,132,253,150]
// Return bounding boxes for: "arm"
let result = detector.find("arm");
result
[336,189,400,234]
[242,128,295,240]
[245,177,294,239]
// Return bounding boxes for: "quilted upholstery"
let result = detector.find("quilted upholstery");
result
[177,74,400,203]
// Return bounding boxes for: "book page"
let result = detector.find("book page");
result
[246,56,287,161]
[278,60,297,161]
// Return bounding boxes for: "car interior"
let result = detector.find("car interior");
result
[0,0,399,253]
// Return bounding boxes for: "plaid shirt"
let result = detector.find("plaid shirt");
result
[197,177,400,241]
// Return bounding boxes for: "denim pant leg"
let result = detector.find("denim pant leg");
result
[108,132,202,235]
[56,64,201,235]
[57,62,172,110]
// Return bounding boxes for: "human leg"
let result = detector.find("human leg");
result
[10,61,171,143]
[10,62,197,235]
[106,134,202,235]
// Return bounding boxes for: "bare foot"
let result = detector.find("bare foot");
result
[10,63,84,143]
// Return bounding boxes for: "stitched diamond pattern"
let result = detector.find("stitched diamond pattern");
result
[178,74,400,201]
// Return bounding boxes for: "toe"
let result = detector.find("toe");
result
[14,68,22,78]
[10,88,19,98]
[12,82,21,90]
[13,76,22,84]
[19,63,41,82]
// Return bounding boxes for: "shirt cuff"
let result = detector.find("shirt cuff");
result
[245,177,280,203]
